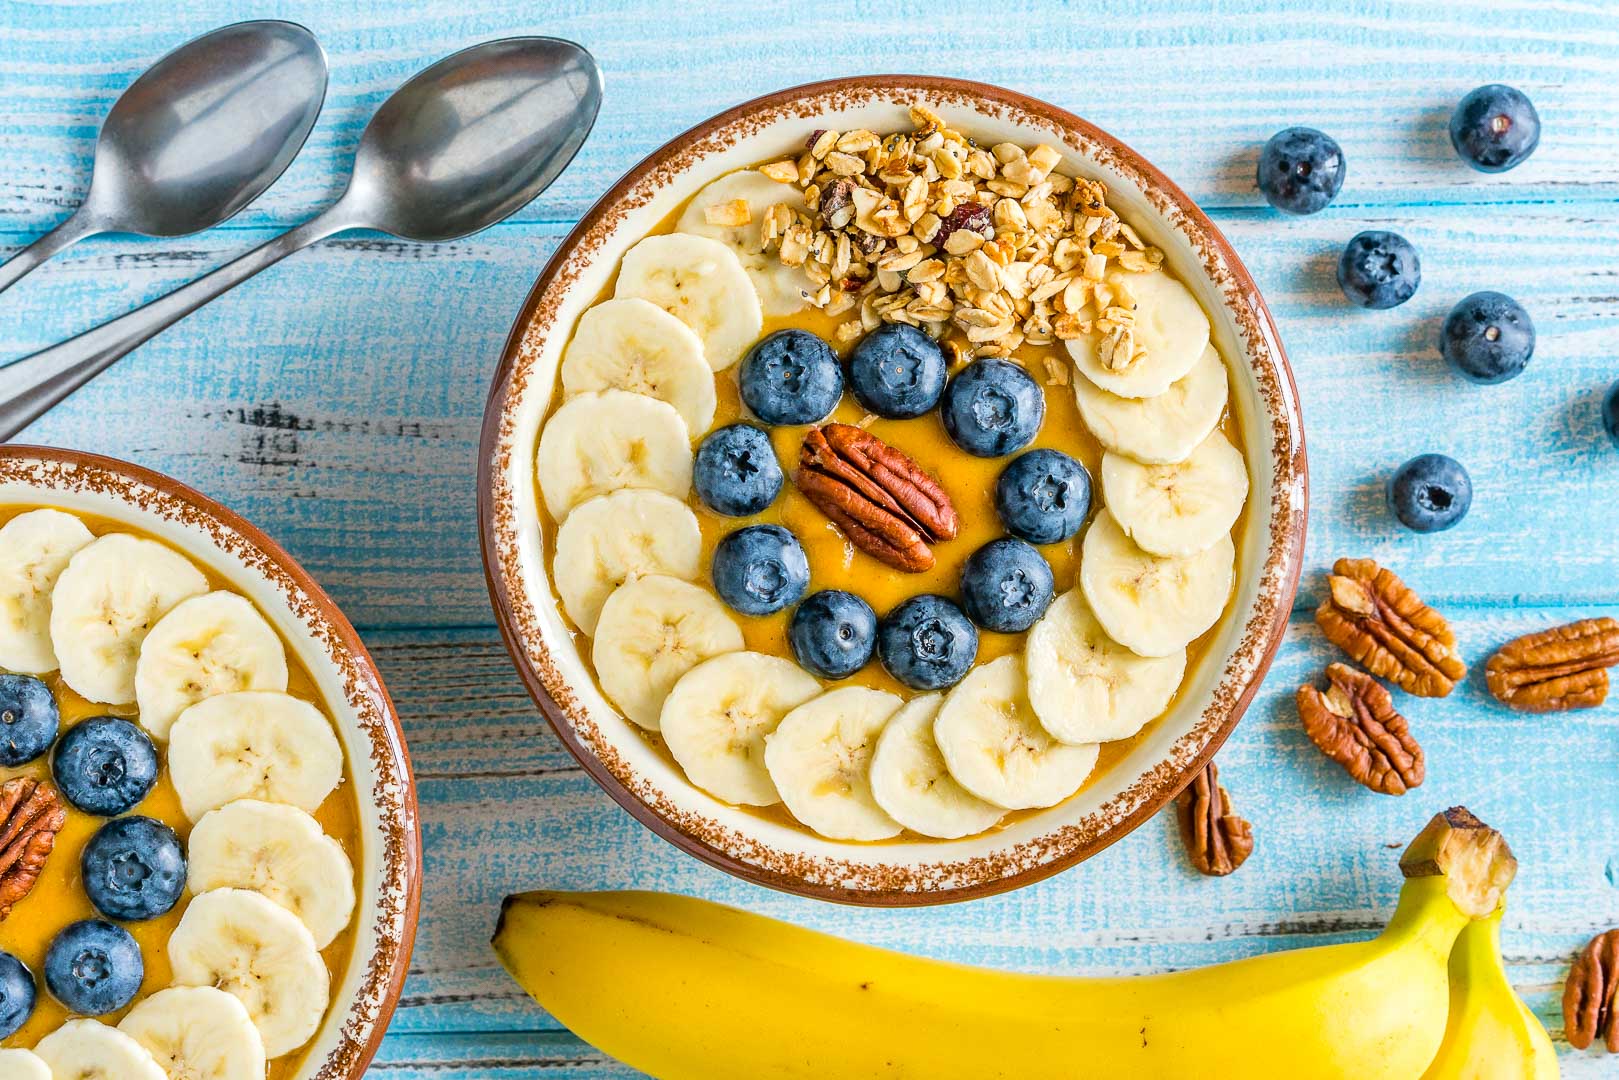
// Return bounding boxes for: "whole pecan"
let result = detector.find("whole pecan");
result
[1297,663,1424,795]
[0,777,65,920]
[1566,928,1619,1052]
[1316,558,1466,697]
[1175,761,1253,876]
[1486,618,1619,712]
[796,424,958,572]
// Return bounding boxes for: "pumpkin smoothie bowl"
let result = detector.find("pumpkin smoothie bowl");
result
[480,78,1306,904]
[0,447,419,1079]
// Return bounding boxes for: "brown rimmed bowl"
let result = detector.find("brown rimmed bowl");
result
[0,445,421,1076]
[478,76,1307,905]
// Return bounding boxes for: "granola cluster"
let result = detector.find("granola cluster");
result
[746,105,1165,360]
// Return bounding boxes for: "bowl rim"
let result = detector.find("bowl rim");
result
[478,74,1307,905]
[0,443,423,1076]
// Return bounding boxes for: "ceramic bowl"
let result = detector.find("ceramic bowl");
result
[0,445,421,1076]
[479,76,1307,905]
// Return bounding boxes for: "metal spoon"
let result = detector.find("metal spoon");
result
[0,37,601,441]
[0,20,328,296]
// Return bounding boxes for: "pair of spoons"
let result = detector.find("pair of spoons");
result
[0,21,603,440]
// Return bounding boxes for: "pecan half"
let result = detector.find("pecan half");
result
[796,423,958,572]
[1566,928,1619,1052]
[1486,618,1619,712]
[1175,761,1253,876]
[0,778,65,920]
[1297,663,1424,795]
[1316,558,1465,697]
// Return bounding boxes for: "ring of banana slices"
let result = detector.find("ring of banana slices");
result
[0,507,359,1073]
[535,138,1247,847]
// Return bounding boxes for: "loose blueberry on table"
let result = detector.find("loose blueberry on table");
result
[1449,84,1540,173]
[1388,453,1472,533]
[694,423,783,517]
[1337,230,1420,310]
[0,673,59,767]
[877,594,979,691]
[43,918,144,1016]
[846,322,949,419]
[81,815,187,921]
[711,524,809,616]
[995,449,1091,545]
[1440,291,1535,384]
[940,358,1046,458]
[1257,126,1345,215]
[51,715,160,816]
[738,329,843,426]
[1603,379,1619,450]
[0,950,35,1039]
[788,590,877,679]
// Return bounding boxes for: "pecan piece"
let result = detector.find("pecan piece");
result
[1316,558,1466,697]
[1566,928,1619,1052]
[1297,663,1424,795]
[0,777,65,920]
[1486,618,1619,712]
[796,424,958,573]
[1175,761,1253,876]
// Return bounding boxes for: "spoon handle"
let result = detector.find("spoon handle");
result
[0,211,351,441]
[0,209,101,297]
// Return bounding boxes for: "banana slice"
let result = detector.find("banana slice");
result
[592,575,743,730]
[0,1048,51,1080]
[1067,270,1211,398]
[934,655,1099,811]
[869,694,1004,839]
[0,508,93,674]
[133,591,290,741]
[536,389,694,523]
[561,297,718,434]
[553,489,703,635]
[614,233,763,371]
[168,888,329,1059]
[763,686,903,841]
[1102,432,1248,559]
[33,1019,167,1080]
[188,799,356,948]
[660,651,821,806]
[48,533,209,704]
[168,691,343,821]
[1025,589,1187,744]
[676,169,813,316]
[1073,343,1229,465]
[1079,510,1234,659]
[119,985,266,1080]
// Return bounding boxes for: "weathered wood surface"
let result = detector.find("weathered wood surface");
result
[4,1,1618,1074]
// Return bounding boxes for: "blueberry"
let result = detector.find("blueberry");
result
[1337,230,1421,310]
[877,595,978,691]
[1388,454,1472,533]
[694,423,783,516]
[995,449,1091,544]
[1257,127,1345,215]
[1450,84,1540,173]
[1603,380,1619,450]
[738,329,843,426]
[52,716,159,816]
[788,590,877,679]
[711,525,809,616]
[0,951,35,1039]
[959,539,1056,633]
[44,919,142,1016]
[81,815,186,921]
[1440,291,1534,384]
[0,674,59,767]
[940,359,1045,458]
[846,323,948,419]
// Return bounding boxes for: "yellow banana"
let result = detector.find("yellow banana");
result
[494,808,1516,1080]
[1421,908,1559,1079]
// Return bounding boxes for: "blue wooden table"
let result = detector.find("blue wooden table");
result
[5,1,1618,1074]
